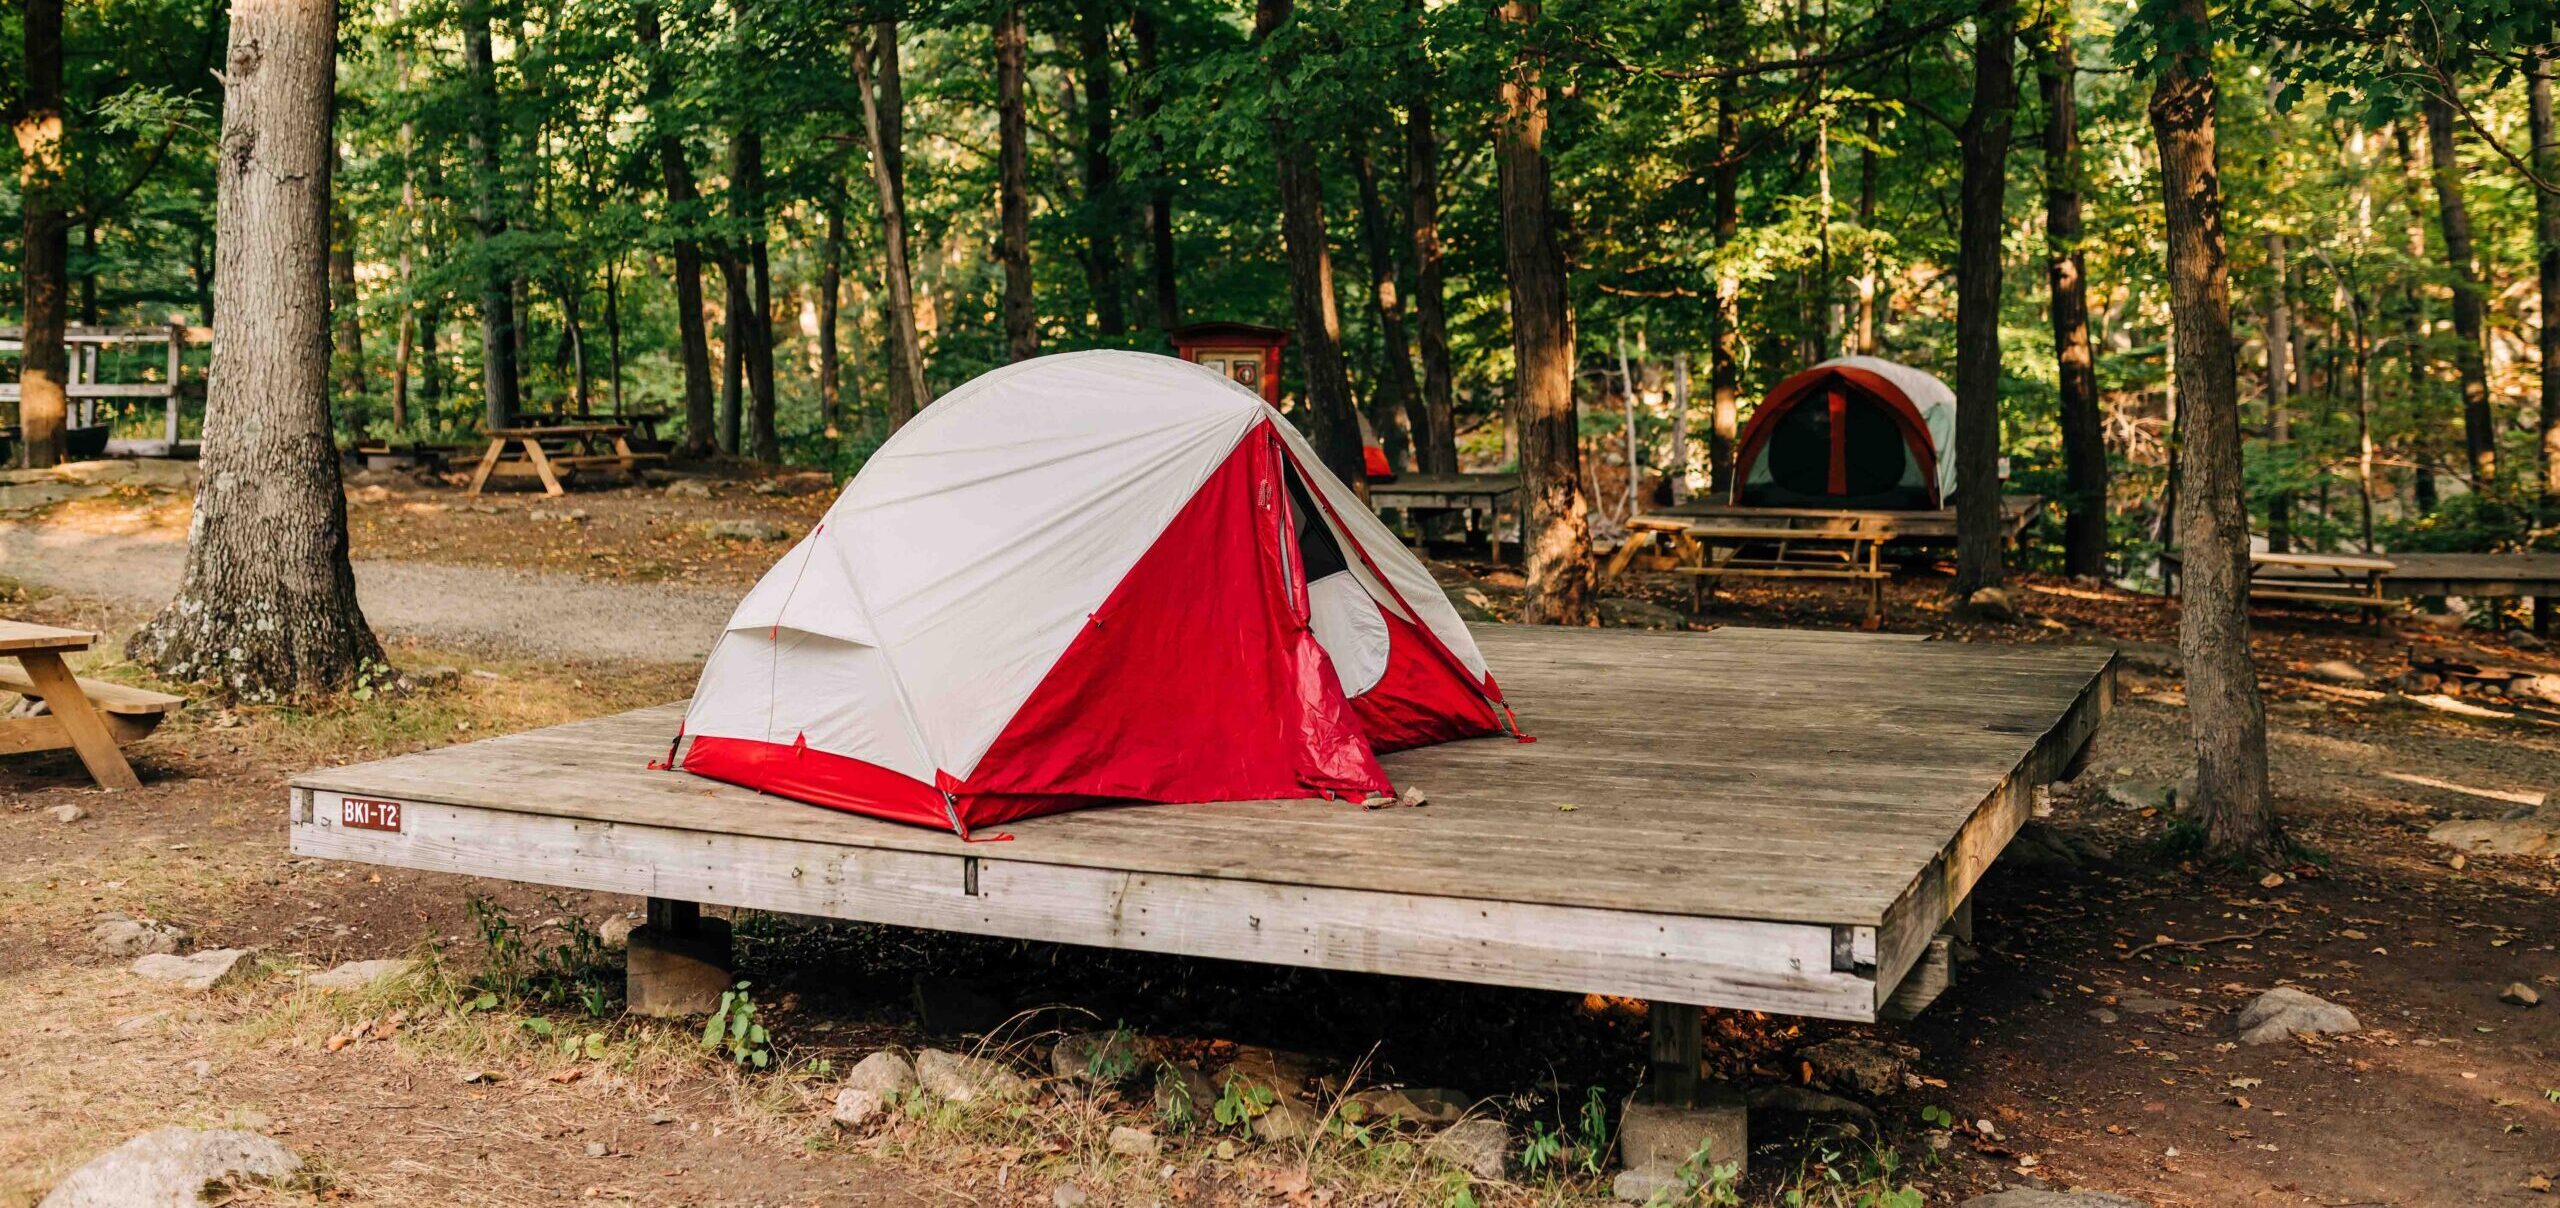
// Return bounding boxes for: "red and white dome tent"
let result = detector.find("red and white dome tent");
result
[1731,355,1959,510]
[672,350,1514,838]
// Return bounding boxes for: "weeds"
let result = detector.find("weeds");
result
[704,981,776,1069]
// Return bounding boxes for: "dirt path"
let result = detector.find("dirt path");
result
[0,524,737,665]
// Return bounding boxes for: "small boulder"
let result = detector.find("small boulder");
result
[915,1048,1030,1104]
[37,1128,300,1208]
[829,1087,885,1129]
[1106,1125,1161,1158]
[1799,1037,1912,1098]
[1050,1184,1092,1208]
[2500,982,2542,1008]
[1053,1029,1150,1085]
[1425,1118,1509,1180]
[2430,817,2560,858]
[841,1049,919,1096]
[1745,1084,1877,1121]
[1348,1086,1471,1125]
[47,804,85,824]
[2102,782,2171,812]
[596,914,637,948]
[1445,586,1500,623]
[131,948,252,992]
[664,478,715,499]
[89,914,187,958]
[1597,597,1684,630]
[304,958,415,991]
[2305,659,2372,685]
[2234,986,2360,1045]
[1966,586,2016,622]
[754,471,834,497]
[703,518,794,542]
[1250,1093,1322,1143]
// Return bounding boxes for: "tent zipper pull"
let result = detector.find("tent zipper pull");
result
[649,722,686,770]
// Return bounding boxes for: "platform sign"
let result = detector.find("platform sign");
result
[339,796,404,833]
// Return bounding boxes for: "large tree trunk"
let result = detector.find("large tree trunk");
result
[15,0,70,469]
[1403,16,1459,476]
[1253,0,1365,487]
[997,1,1038,361]
[1135,7,1180,332]
[1952,0,2016,596]
[2534,50,2560,513]
[1495,0,1593,625]
[463,5,520,432]
[1708,94,1740,495]
[131,0,382,697]
[819,189,844,434]
[854,22,929,426]
[2038,24,2106,579]
[1353,142,1424,474]
[637,1,715,457]
[2149,0,2275,861]
[2423,94,2498,485]
[1078,1,1127,337]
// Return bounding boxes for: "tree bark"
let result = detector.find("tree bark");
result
[1494,0,1593,625]
[131,0,382,697]
[15,0,70,469]
[2038,24,2106,579]
[391,61,418,433]
[1135,7,1180,332]
[730,117,778,461]
[1708,93,1741,495]
[1855,108,1881,355]
[1403,13,1459,476]
[1953,0,2015,596]
[2264,231,2293,553]
[1254,0,1365,488]
[1353,141,1424,474]
[1078,0,1127,337]
[719,258,744,453]
[331,148,365,408]
[463,4,520,432]
[998,2,1038,361]
[2149,0,2275,862]
[819,190,844,433]
[2424,94,2498,484]
[2534,50,2560,512]
[854,22,930,426]
[637,0,715,457]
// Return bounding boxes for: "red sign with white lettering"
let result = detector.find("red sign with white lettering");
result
[340,797,403,833]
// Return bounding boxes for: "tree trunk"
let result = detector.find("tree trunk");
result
[391,66,418,433]
[604,255,625,415]
[331,150,365,408]
[2534,50,2560,512]
[2148,0,2275,862]
[15,0,70,469]
[998,1,1038,361]
[819,191,844,433]
[1953,0,2015,596]
[131,0,382,697]
[1403,14,1459,476]
[464,5,520,433]
[1353,141,1424,474]
[1855,108,1881,355]
[2264,231,2293,553]
[719,257,745,454]
[1494,0,1593,625]
[2424,94,2498,485]
[637,0,715,457]
[730,118,778,462]
[854,22,929,426]
[2039,24,2106,579]
[1079,0,1127,337]
[1135,8,1180,332]
[1708,93,1741,495]
[1254,0,1365,488]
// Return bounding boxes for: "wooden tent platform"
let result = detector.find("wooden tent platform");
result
[288,626,2115,1023]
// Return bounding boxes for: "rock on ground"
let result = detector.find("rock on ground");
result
[1746,1084,1877,1121]
[2002,822,2112,874]
[841,1049,918,1096]
[89,914,187,958]
[1966,586,2016,621]
[2500,982,2541,1008]
[2428,816,2560,858]
[702,518,794,542]
[303,958,415,991]
[829,1087,886,1129]
[2102,782,2171,812]
[1424,1119,1510,1180]
[1444,586,1499,623]
[1348,1085,1471,1125]
[47,804,85,824]
[1052,1029,1150,1085]
[130,949,251,992]
[1106,1125,1160,1158]
[2306,659,2372,684]
[1153,1063,1217,1128]
[1250,1094,1322,1143]
[596,914,637,948]
[1798,1037,1913,1098]
[38,1128,300,1208]
[1617,1089,1748,1188]
[915,1048,1030,1103]
[664,478,715,499]
[1959,1192,2148,1207]
[2235,986,2360,1045]
[1050,1183,1092,1208]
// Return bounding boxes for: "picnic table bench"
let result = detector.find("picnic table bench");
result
[1366,474,1525,562]
[1606,515,1893,625]
[465,423,665,496]
[2160,548,2400,628]
[0,621,184,789]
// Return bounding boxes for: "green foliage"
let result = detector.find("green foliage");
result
[463,895,618,1017]
[701,980,773,1070]
[1211,1074,1277,1131]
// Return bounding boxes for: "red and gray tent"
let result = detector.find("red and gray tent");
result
[1732,356,1959,510]
[674,350,1510,837]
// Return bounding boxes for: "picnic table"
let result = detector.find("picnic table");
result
[465,423,664,496]
[1606,515,1892,626]
[1366,474,1525,561]
[2160,548,2399,628]
[0,621,183,789]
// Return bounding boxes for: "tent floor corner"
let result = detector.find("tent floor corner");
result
[288,625,2114,1025]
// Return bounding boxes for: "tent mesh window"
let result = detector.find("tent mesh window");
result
[1743,384,1930,509]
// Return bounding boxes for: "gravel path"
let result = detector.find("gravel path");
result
[0,525,738,665]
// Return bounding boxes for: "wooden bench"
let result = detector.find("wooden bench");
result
[2162,549,2399,629]
[466,424,668,496]
[1608,516,1892,627]
[0,622,184,788]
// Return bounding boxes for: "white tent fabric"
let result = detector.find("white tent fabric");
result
[1810,355,1959,502]
[685,349,1489,785]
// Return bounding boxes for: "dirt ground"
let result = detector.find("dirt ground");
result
[1,475,2555,1206]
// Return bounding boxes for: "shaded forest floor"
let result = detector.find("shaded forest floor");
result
[0,464,2554,1206]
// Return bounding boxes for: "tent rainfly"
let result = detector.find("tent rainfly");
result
[1732,356,1958,510]
[673,350,1514,838]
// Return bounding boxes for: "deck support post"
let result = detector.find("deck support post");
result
[628,896,731,1019]
[1645,1000,1703,1107]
